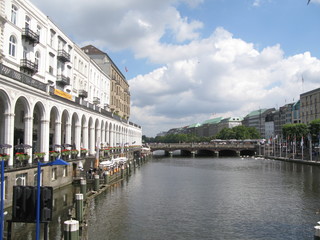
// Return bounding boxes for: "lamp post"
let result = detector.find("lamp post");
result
[36,158,69,240]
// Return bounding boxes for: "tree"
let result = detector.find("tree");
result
[309,119,320,142]
[215,126,260,140]
[282,123,308,141]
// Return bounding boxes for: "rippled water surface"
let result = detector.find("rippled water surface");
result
[87,157,320,240]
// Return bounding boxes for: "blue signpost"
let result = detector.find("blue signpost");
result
[36,158,69,240]
[0,159,4,240]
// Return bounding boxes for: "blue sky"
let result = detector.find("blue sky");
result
[31,0,320,136]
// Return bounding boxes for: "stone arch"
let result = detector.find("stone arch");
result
[61,109,71,146]
[32,101,46,154]
[49,106,61,150]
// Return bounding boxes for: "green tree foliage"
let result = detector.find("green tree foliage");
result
[282,123,309,141]
[308,119,320,142]
[215,126,260,140]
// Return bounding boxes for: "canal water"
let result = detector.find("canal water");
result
[86,157,320,240]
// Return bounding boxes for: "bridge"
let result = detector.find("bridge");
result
[149,142,258,157]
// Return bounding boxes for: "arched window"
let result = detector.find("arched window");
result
[11,5,17,24]
[9,35,16,57]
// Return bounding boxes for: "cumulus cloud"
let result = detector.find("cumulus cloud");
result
[129,28,320,135]
[31,0,202,51]
[30,0,320,136]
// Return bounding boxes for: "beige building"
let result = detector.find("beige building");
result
[300,88,320,124]
[82,45,130,120]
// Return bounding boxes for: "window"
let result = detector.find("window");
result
[37,25,41,40]
[50,29,55,47]
[11,5,17,24]
[9,35,16,57]
[25,15,30,29]
[34,170,43,186]
[23,46,27,59]
[52,168,57,180]
[49,53,55,74]
[63,166,68,177]
[35,51,40,68]
[16,173,27,186]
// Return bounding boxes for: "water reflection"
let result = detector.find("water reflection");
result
[87,157,320,240]
[5,184,76,240]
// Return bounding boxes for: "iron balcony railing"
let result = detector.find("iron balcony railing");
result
[20,59,38,75]
[57,74,70,85]
[57,50,70,62]
[0,63,46,92]
[22,28,39,45]
[93,97,100,105]
[78,89,88,98]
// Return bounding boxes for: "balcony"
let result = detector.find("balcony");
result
[78,89,88,98]
[57,74,70,85]
[20,59,38,75]
[93,97,100,105]
[0,63,46,92]
[22,28,39,46]
[57,49,70,62]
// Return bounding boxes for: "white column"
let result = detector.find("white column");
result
[24,116,33,164]
[89,126,95,155]
[66,123,72,145]
[82,125,88,151]
[75,124,81,155]
[54,121,62,150]
[40,119,50,162]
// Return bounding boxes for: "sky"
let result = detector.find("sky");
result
[30,0,320,137]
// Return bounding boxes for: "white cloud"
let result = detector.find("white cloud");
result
[30,0,320,137]
[129,28,320,136]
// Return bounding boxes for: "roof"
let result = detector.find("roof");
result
[245,109,268,117]
[81,45,126,80]
[201,117,224,125]
[188,123,201,128]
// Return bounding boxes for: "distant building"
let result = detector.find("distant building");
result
[196,117,224,137]
[292,100,300,123]
[217,117,243,134]
[300,88,320,124]
[242,108,275,139]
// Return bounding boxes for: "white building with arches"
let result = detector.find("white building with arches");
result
[0,0,142,169]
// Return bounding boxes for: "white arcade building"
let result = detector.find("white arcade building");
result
[0,0,142,169]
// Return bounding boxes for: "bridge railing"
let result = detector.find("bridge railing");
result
[148,142,256,150]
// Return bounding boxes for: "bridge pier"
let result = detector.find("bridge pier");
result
[191,151,197,157]
[169,151,173,157]
[214,151,219,157]
[236,151,241,157]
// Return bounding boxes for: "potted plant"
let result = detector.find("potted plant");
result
[15,152,28,161]
[34,152,45,160]
[80,148,87,157]
[71,149,79,159]
[61,149,70,160]
[0,154,9,161]
[49,151,59,160]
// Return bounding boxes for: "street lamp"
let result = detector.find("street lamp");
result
[36,158,69,240]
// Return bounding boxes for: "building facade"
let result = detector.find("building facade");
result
[0,0,141,168]
[81,45,130,120]
[242,108,275,139]
[300,88,320,124]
